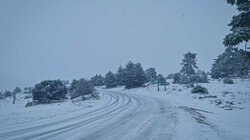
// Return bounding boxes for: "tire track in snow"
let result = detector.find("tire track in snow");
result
[0,90,177,140]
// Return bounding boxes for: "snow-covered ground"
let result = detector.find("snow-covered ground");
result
[112,78,250,140]
[0,78,249,140]
[0,93,105,127]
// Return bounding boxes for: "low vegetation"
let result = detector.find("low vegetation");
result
[223,78,234,84]
[191,85,208,94]
[32,80,68,104]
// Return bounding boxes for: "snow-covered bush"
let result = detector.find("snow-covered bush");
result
[23,87,33,94]
[3,90,12,98]
[70,79,97,99]
[191,85,208,94]
[223,78,234,84]
[173,73,189,84]
[69,79,79,93]
[32,80,68,104]
[173,72,208,84]
[189,72,208,83]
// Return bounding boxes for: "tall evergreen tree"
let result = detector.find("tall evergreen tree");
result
[145,67,157,83]
[91,74,105,86]
[211,47,250,78]
[180,52,198,76]
[123,61,147,89]
[105,71,117,88]
[116,66,126,86]
[224,0,249,50]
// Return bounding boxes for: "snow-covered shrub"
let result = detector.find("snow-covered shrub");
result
[173,72,208,84]
[23,87,33,94]
[69,79,79,93]
[185,84,194,88]
[32,80,68,104]
[3,90,12,98]
[173,73,189,84]
[191,85,208,94]
[223,78,234,84]
[189,72,208,83]
[70,79,97,99]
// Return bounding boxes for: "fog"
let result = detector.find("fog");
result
[0,0,236,89]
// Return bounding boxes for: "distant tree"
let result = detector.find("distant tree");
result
[157,74,164,80]
[23,87,34,94]
[211,47,250,78]
[166,73,175,79]
[12,87,21,104]
[173,73,189,84]
[105,71,117,88]
[116,66,126,86]
[0,91,3,100]
[145,67,157,83]
[189,71,208,83]
[91,74,105,86]
[180,52,198,76]
[62,80,69,86]
[69,79,79,93]
[13,87,22,94]
[173,52,208,84]
[32,80,68,104]
[70,78,95,99]
[3,90,12,98]
[123,61,147,89]
[224,0,249,51]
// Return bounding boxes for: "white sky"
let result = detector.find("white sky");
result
[0,0,238,89]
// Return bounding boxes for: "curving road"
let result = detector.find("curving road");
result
[0,90,178,140]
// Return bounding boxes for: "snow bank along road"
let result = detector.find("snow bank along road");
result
[0,90,179,140]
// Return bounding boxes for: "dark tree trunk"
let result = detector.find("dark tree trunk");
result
[245,41,248,52]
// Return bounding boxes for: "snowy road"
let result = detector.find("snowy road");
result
[0,90,178,140]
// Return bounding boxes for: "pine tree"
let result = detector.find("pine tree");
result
[157,74,164,80]
[91,74,105,86]
[145,67,157,83]
[211,47,250,78]
[105,71,117,88]
[180,52,198,76]
[123,61,147,89]
[116,66,126,86]
[69,79,79,93]
[224,0,249,50]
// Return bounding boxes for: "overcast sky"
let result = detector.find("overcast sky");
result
[0,0,237,89]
